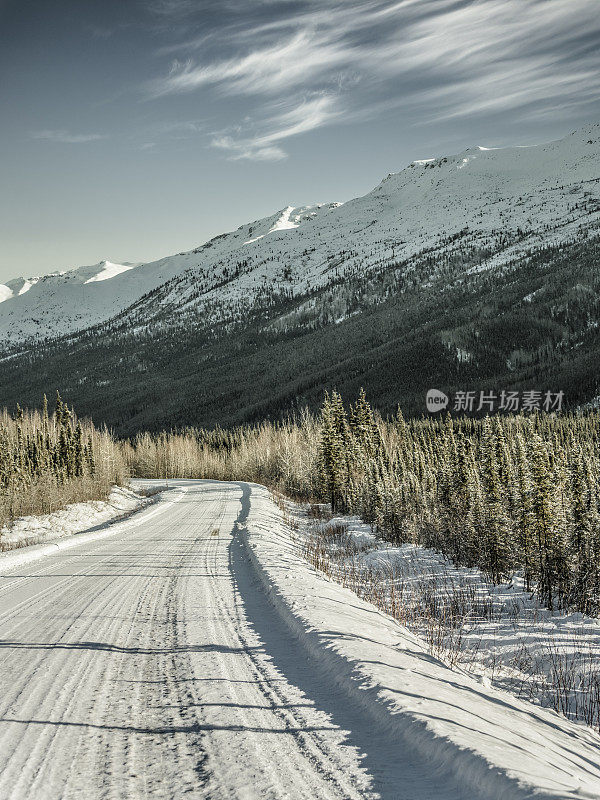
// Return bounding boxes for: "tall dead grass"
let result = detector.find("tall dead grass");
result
[0,406,128,533]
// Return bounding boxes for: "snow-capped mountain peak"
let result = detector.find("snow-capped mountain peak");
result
[0,276,40,305]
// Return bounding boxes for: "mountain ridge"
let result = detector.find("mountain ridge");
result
[1,121,599,431]
[1,121,598,347]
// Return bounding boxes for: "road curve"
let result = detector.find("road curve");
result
[0,480,472,799]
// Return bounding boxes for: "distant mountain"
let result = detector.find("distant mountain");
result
[1,122,599,431]
[0,259,155,343]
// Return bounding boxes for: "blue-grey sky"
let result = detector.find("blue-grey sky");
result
[1,0,599,281]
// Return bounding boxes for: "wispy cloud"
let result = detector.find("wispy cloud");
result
[149,119,207,138]
[211,94,341,160]
[211,137,287,162]
[88,25,114,40]
[146,0,600,158]
[30,130,107,144]
[148,0,291,18]
[147,0,199,17]
[148,31,350,98]
[374,0,600,121]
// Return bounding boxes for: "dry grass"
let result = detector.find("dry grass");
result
[124,410,320,501]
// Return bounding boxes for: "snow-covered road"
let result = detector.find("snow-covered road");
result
[0,481,453,799]
[0,480,599,799]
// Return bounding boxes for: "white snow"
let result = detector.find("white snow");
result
[244,206,299,244]
[244,233,266,244]
[308,515,600,730]
[84,260,137,283]
[1,123,599,346]
[0,485,151,555]
[0,277,39,305]
[269,205,298,232]
[18,279,35,295]
[0,285,12,304]
[243,483,600,799]
[0,479,433,799]
[1,478,599,799]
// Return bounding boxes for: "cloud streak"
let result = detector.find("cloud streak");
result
[31,130,107,144]
[211,94,342,160]
[146,0,600,158]
[149,31,350,98]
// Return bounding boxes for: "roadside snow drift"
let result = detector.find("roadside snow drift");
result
[0,486,147,553]
[0,485,174,574]
[241,483,600,800]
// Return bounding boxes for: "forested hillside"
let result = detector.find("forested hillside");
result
[1,123,599,431]
[1,230,599,433]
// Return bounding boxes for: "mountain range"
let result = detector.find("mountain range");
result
[1,122,599,433]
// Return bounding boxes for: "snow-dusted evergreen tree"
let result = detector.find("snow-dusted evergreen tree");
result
[479,418,514,582]
[128,390,600,616]
[529,432,567,609]
[568,451,600,614]
[515,432,535,592]
[318,392,350,511]
[0,395,126,528]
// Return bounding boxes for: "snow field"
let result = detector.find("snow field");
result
[303,514,600,732]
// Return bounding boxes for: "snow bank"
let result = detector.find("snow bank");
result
[0,485,146,552]
[241,483,600,800]
[0,484,184,574]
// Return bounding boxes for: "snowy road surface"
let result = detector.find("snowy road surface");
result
[0,480,599,799]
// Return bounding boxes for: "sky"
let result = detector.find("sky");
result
[1,0,599,282]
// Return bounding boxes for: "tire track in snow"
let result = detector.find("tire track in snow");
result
[191,506,368,799]
[0,489,207,798]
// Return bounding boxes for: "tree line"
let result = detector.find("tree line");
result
[0,393,127,532]
[4,389,598,616]
[317,390,600,614]
[127,393,600,616]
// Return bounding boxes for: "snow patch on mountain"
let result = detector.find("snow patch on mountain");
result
[84,260,138,284]
[244,205,331,244]
[0,277,40,304]
[0,286,12,304]
[270,206,298,232]
[18,279,35,296]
